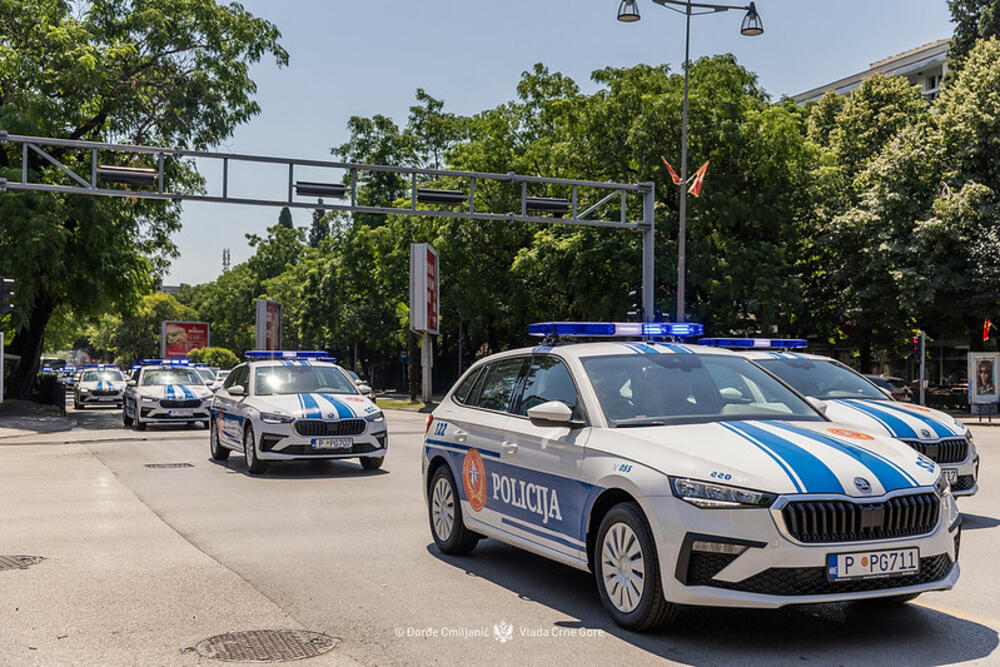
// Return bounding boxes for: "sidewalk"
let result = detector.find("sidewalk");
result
[0,408,76,439]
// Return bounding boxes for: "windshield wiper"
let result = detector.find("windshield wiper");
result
[615,419,668,428]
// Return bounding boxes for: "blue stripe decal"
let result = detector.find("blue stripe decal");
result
[766,421,918,490]
[165,385,176,399]
[424,439,501,458]
[728,421,845,493]
[659,343,694,354]
[299,393,323,419]
[867,401,955,437]
[500,517,584,550]
[718,422,805,493]
[840,400,919,438]
[314,393,354,418]
[632,343,659,354]
[179,385,195,399]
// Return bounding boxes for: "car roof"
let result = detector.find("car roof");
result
[243,359,339,367]
[736,350,832,361]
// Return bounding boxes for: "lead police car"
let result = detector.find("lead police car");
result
[422,323,961,630]
[712,340,980,497]
[209,351,387,474]
[74,364,126,409]
[122,359,213,430]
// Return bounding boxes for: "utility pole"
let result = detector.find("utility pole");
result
[919,330,926,406]
[222,248,231,273]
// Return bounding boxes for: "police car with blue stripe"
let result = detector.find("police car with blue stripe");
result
[710,339,980,497]
[209,351,387,474]
[122,359,213,430]
[74,364,126,409]
[422,323,961,631]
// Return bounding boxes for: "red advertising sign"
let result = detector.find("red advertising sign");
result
[426,247,438,333]
[255,299,282,350]
[161,321,210,358]
[410,243,439,334]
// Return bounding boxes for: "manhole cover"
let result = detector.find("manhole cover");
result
[144,463,194,469]
[0,555,44,571]
[184,630,339,662]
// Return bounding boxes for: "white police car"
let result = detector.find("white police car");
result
[74,364,126,409]
[422,322,961,630]
[209,351,387,474]
[711,339,980,497]
[122,359,213,430]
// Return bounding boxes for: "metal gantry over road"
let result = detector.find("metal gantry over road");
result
[0,131,658,322]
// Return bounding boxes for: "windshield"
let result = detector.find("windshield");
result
[582,353,821,427]
[141,368,205,386]
[346,370,360,382]
[195,368,215,382]
[254,364,358,396]
[756,357,887,401]
[82,370,123,382]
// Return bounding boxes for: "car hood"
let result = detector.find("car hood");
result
[80,380,124,391]
[595,419,939,497]
[138,384,213,400]
[821,399,966,440]
[252,392,378,420]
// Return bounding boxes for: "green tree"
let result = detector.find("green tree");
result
[278,206,294,229]
[948,0,1000,73]
[308,201,328,247]
[0,0,287,397]
[187,346,239,369]
[91,292,198,364]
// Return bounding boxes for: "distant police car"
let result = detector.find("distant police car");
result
[122,359,213,430]
[74,364,125,409]
[712,339,980,497]
[209,351,387,475]
[422,322,961,630]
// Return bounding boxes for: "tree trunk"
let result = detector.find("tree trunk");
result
[9,295,55,399]
[407,330,418,401]
[858,339,873,374]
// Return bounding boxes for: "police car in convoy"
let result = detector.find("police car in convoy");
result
[709,339,980,497]
[209,351,387,474]
[422,323,961,630]
[73,364,126,409]
[122,359,214,430]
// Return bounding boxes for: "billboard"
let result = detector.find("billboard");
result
[969,352,1000,405]
[255,299,282,350]
[161,321,210,358]
[409,243,439,334]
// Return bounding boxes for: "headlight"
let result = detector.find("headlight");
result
[965,429,974,443]
[670,477,777,509]
[260,412,294,424]
[141,396,158,404]
[365,411,385,423]
[79,388,89,394]
[935,472,951,497]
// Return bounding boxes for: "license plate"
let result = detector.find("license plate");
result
[311,437,352,450]
[944,468,958,483]
[168,409,193,417]
[827,547,919,580]
[97,397,115,401]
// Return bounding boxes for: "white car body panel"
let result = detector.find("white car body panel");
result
[123,367,213,426]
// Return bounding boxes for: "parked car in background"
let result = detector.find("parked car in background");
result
[866,375,914,402]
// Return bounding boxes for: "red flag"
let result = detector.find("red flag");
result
[687,161,710,197]
[985,319,995,342]
[661,156,682,185]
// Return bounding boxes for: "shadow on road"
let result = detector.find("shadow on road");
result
[208,456,389,480]
[961,513,1000,531]
[428,540,997,666]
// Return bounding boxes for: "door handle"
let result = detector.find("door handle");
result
[454,430,468,443]
[501,441,518,455]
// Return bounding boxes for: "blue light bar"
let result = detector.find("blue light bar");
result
[698,338,808,349]
[243,350,329,359]
[140,358,191,365]
[318,357,339,363]
[529,321,704,338]
[84,363,117,369]
[131,364,141,370]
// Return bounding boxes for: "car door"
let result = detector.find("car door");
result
[501,355,592,559]
[215,364,249,447]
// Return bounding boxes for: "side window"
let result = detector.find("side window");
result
[224,365,246,390]
[514,357,581,419]
[452,367,483,405]
[472,358,527,412]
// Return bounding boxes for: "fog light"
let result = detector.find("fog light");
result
[691,540,748,555]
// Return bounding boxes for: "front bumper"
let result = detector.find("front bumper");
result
[139,402,211,423]
[644,489,961,609]
[78,392,123,406]
[255,420,388,460]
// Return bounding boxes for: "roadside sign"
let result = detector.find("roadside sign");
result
[161,321,210,358]
[410,243,439,334]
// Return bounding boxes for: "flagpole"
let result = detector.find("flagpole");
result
[677,0,691,323]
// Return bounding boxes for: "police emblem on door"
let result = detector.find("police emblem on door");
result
[462,448,488,512]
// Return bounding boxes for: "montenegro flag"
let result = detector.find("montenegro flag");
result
[661,156,682,186]
[688,161,710,198]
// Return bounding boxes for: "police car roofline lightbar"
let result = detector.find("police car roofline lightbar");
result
[243,350,329,359]
[318,357,339,363]
[698,338,808,349]
[529,322,705,338]
[139,358,191,365]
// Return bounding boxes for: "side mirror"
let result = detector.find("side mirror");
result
[357,384,372,395]
[228,385,245,397]
[807,396,828,415]
[527,400,583,428]
[126,380,136,387]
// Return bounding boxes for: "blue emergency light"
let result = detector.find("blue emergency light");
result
[529,321,704,338]
[84,363,117,369]
[243,350,329,359]
[140,358,191,366]
[318,357,339,363]
[698,338,808,349]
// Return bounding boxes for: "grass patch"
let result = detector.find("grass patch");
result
[376,397,438,413]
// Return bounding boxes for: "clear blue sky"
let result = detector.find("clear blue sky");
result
[165,0,953,286]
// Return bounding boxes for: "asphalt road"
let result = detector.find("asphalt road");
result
[3,406,1000,666]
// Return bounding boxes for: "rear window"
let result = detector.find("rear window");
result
[471,358,526,412]
[452,367,483,405]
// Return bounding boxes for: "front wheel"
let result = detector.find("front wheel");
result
[428,466,480,554]
[135,417,147,431]
[360,456,383,470]
[122,407,133,426]
[209,419,230,461]
[594,502,678,631]
[244,425,268,474]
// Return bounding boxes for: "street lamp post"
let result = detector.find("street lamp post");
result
[618,0,763,322]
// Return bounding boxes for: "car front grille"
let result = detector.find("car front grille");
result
[293,419,366,437]
[899,438,968,464]
[952,475,975,491]
[781,492,939,543]
[160,399,201,408]
[91,389,119,396]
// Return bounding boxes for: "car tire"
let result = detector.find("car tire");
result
[122,408,133,426]
[428,465,480,555]
[360,456,384,470]
[209,418,230,461]
[135,417,147,431]
[594,502,678,631]
[244,425,268,474]
[74,399,82,410]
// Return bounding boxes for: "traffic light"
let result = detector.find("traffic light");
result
[627,289,644,323]
[912,336,919,354]
[0,278,13,315]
